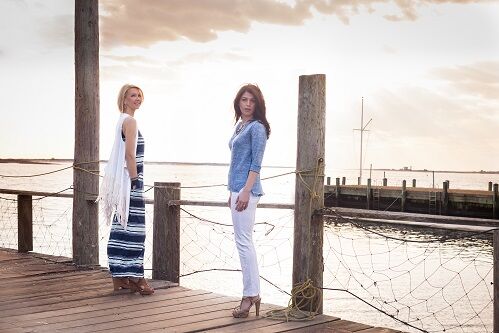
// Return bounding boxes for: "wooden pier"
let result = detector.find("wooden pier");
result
[324,182,499,219]
[0,249,402,333]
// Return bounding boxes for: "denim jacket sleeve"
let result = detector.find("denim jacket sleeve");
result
[249,122,267,173]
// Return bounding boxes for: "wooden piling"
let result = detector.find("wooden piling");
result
[327,177,331,185]
[383,178,387,186]
[342,177,346,185]
[442,181,449,215]
[494,230,499,332]
[293,74,325,314]
[401,180,407,212]
[335,178,340,206]
[153,182,180,282]
[72,0,100,266]
[493,184,498,220]
[366,178,372,210]
[412,179,416,187]
[17,195,32,253]
[358,177,361,185]
[489,182,493,191]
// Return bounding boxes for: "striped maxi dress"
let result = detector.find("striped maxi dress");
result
[107,130,146,278]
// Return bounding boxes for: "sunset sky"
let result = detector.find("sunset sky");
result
[1,0,498,171]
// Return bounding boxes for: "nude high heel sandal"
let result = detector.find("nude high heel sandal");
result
[232,295,261,318]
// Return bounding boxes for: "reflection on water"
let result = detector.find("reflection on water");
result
[323,217,493,333]
[0,162,495,332]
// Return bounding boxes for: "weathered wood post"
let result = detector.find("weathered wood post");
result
[383,178,387,186]
[489,182,493,191]
[335,177,340,207]
[326,177,331,185]
[153,182,180,282]
[494,230,499,332]
[493,184,498,220]
[293,74,325,314]
[412,179,416,187]
[442,181,449,215]
[357,177,361,185]
[366,178,372,210]
[342,177,346,185]
[17,195,32,253]
[72,0,99,266]
[401,180,407,212]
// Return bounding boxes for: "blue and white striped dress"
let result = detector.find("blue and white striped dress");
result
[107,130,146,278]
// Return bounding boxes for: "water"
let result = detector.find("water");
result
[0,162,495,332]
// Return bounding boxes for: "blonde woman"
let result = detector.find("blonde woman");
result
[99,84,153,295]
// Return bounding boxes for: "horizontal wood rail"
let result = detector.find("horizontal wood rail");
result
[167,199,294,210]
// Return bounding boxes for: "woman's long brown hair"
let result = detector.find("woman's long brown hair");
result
[233,84,271,138]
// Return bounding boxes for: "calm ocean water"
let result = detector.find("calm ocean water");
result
[0,162,496,332]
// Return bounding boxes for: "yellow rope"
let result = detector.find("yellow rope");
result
[265,157,324,321]
[263,279,322,321]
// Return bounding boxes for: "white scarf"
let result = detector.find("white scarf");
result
[98,113,138,229]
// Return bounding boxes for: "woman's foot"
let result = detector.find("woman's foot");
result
[232,295,261,318]
[129,278,155,295]
[112,277,131,291]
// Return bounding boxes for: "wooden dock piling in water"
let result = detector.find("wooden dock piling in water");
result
[325,181,499,219]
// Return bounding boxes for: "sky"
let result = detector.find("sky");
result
[0,0,498,172]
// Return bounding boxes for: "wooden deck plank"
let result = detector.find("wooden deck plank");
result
[100,303,279,333]
[0,270,109,292]
[357,328,402,333]
[0,278,176,314]
[170,313,285,333]
[2,287,205,322]
[281,319,372,332]
[242,315,340,333]
[0,249,406,333]
[33,298,242,333]
[1,275,113,302]
[173,313,337,333]
[0,285,187,318]
[18,294,232,331]
[10,290,224,328]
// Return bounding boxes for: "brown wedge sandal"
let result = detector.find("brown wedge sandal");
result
[112,277,131,291]
[129,278,155,295]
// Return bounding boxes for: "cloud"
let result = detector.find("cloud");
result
[382,45,397,54]
[100,0,488,48]
[167,51,250,66]
[39,14,73,48]
[365,83,499,170]
[431,61,499,100]
[102,50,249,69]
[102,54,157,64]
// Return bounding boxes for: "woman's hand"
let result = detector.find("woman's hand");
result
[235,189,250,211]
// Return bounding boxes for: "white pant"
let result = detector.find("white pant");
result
[230,191,260,297]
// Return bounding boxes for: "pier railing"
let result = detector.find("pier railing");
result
[0,185,497,332]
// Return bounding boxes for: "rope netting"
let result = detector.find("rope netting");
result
[0,162,495,332]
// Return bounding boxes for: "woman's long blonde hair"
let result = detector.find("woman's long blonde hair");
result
[117,84,144,112]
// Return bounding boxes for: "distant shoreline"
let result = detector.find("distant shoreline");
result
[0,158,289,169]
[0,159,497,174]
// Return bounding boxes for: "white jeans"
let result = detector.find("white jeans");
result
[230,191,260,297]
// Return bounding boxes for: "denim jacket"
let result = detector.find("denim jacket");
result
[228,120,267,196]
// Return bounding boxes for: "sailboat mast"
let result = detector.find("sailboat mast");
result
[359,97,364,183]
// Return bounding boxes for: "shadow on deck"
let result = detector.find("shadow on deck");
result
[0,249,403,333]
